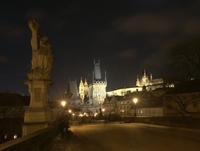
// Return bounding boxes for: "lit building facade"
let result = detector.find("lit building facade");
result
[79,79,88,102]
[107,70,165,97]
[79,60,107,105]
[136,70,164,90]
[103,92,164,117]
[107,87,142,97]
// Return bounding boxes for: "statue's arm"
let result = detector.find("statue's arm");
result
[28,19,39,50]
[31,33,38,51]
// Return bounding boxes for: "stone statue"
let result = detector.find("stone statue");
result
[28,18,53,79]
[23,18,53,136]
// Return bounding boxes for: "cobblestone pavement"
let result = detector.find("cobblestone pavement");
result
[51,123,200,151]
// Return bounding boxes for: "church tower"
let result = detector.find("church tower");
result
[89,59,107,105]
[136,75,140,86]
[93,59,101,80]
[84,79,89,97]
[79,78,85,102]
[136,70,151,87]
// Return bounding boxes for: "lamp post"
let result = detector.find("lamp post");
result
[132,98,138,117]
[60,100,67,118]
[101,108,106,120]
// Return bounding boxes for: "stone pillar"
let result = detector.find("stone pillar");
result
[23,80,52,136]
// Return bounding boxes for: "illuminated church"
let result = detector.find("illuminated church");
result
[136,70,164,91]
[79,60,107,105]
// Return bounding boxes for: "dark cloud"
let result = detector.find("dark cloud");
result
[0,56,8,64]
[141,50,167,69]
[114,14,176,34]
[114,13,200,36]
[0,26,23,39]
[26,10,46,20]
[183,17,200,34]
[117,49,137,59]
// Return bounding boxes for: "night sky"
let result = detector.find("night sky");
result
[0,0,200,100]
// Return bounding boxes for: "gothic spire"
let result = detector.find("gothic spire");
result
[144,69,146,77]
[105,71,107,82]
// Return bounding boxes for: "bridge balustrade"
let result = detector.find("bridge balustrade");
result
[0,121,62,151]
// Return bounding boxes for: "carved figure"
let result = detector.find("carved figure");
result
[28,18,53,74]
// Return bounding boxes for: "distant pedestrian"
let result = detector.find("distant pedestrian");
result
[60,115,69,138]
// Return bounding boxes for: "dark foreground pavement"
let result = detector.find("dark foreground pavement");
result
[51,123,200,151]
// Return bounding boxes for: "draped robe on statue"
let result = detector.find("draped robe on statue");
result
[28,19,53,75]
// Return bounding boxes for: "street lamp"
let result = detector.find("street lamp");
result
[68,109,72,114]
[132,97,138,117]
[60,100,67,108]
[133,98,138,104]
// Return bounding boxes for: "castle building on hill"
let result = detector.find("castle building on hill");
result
[107,70,167,97]
[136,70,164,91]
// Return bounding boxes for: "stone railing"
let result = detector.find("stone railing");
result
[0,121,61,151]
[122,116,200,129]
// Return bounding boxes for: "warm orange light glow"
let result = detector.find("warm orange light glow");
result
[13,134,17,139]
[60,100,67,107]
[133,98,138,104]
[79,113,83,117]
[68,109,72,113]
[94,112,98,117]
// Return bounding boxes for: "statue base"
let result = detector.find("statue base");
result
[23,107,51,136]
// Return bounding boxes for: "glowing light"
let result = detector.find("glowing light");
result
[4,134,7,139]
[13,134,17,139]
[94,112,98,117]
[133,98,138,104]
[102,108,105,112]
[83,112,89,117]
[68,109,72,113]
[60,100,67,107]
[72,113,75,116]
[79,113,83,117]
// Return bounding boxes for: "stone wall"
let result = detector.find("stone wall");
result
[0,121,61,151]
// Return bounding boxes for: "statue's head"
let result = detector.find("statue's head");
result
[40,36,50,48]
[40,36,49,43]
[28,18,39,31]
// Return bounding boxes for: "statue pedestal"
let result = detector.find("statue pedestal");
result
[23,107,51,135]
[23,79,52,136]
